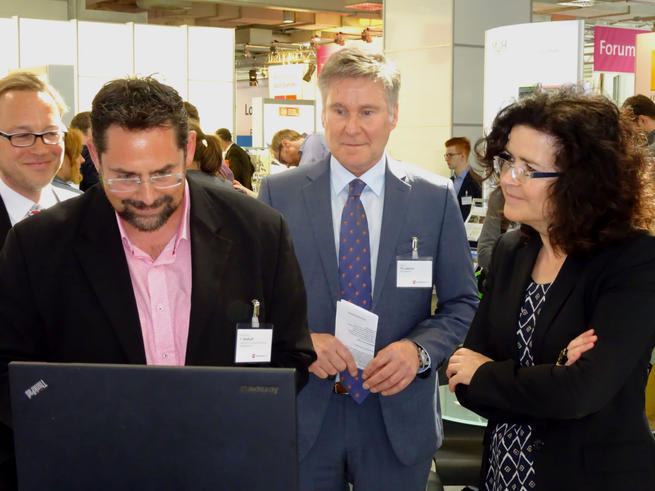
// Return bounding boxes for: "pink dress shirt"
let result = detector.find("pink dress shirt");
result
[117,181,193,366]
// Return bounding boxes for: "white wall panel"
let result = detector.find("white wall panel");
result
[188,26,234,83]
[0,17,18,77]
[19,18,75,68]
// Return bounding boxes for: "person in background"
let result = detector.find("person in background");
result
[270,129,330,168]
[53,128,84,192]
[447,90,655,490]
[0,76,317,488]
[260,48,478,490]
[622,94,655,156]
[216,128,254,191]
[445,136,481,221]
[0,72,79,247]
[186,118,232,190]
[71,111,99,191]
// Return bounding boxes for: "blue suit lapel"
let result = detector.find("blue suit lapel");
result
[302,161,340,306]
[373,159,411,309]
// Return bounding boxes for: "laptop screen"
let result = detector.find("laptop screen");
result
[10,362,298,491]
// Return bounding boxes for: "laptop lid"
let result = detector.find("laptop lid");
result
[9,362,298,491]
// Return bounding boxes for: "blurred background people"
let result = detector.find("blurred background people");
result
[622,94,655,156]
[216,128,254,190]
[53,128,84,192]
[70,111,98,191]
[447,90,655,490]
[445,136,481,221]
[270,129,329,169]
[186,119,232,190]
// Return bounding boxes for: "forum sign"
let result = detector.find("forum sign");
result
[594,26,649,73]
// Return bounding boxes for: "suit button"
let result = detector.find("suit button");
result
[533,439,544,452]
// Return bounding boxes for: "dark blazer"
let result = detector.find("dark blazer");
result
[0,198,9,247]
[0,174,316,488]
[456,230,655,490]
[259,156,479,468]
[226,143,255,190]
[455,170,481,221]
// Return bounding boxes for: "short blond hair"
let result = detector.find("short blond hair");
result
[270,128,303,156]
[0,71,67,115]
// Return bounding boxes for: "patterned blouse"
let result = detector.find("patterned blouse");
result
[484,281,551,491]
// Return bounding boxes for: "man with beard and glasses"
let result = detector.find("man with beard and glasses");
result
[0,77,316,487]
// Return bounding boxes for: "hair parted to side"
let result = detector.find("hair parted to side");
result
[189,119,225,178]
[70,111,91,133]
[91,76,189,156]
[445,136,471,158]
[0,71,67,115]
[270,128,302,154]
[318,48,400,118]
[63,128,84,184]
[475,89,655,255]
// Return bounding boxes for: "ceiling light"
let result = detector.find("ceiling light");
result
[557,1,595,6]
[283,11,295,24]
[344,2,383,11]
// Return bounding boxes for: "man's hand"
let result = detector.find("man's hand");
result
[309,333,358,378]
[446,348,492,392]
[361,340,419,396]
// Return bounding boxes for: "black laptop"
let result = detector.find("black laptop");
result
[9,362,298,491]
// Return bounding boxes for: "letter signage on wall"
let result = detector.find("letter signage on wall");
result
[594,26,649,73]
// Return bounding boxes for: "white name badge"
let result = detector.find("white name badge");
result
[235,323,273,363]
[461,195,473,205]
[397,259,433,288]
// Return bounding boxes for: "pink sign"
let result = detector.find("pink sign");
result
[594,26,649,73]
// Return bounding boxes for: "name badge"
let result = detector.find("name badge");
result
[396,236,433,288]
[461,195,473,205]
[235,323,273,363]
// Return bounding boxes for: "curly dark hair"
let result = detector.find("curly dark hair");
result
[475,89,655,255]
[91,76,189,157]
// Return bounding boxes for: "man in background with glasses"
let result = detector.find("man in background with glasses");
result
[0,72,79,247]
[444,136,481,221]
[0,76,315,488]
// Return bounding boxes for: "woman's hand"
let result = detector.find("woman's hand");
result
[557,328,597,366]
[446,348,493,392]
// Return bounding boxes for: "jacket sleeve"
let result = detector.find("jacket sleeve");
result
[406,179,480,370]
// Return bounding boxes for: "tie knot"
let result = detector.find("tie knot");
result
[348,179,366,198]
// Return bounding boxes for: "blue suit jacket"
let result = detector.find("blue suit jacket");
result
[259,156,479,466]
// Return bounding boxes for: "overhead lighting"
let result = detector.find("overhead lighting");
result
[557,1,595,6]
[249,69,258,87]
[344,2,383,11]
[282,11,295,24]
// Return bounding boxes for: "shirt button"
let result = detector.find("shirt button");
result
[157,305,164,312]
[162,353,168,359]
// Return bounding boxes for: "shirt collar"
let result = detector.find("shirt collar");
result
[454,167,469,182]
[330,153,387,197]
[0,177,56,226]
[117,179,191,258]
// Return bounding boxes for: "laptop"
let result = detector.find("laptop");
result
[9,362,298,491]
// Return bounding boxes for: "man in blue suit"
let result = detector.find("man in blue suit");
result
[259,48,479,490]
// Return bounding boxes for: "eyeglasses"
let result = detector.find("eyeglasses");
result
[0,130,65,148]
[104,173,184,193]
[493,152,561,182]
[443,152,462,159]
[274,145,286,165]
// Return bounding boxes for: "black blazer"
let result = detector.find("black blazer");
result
[456,230,655,490]
[0,198,9,247]
[455,170,481,221]
[0,174,315,488]
[226,144,255,190]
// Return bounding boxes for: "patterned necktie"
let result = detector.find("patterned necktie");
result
[24,203,42,219]
[338,178,372,403]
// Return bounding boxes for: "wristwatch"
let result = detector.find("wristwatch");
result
[417,345,429,371]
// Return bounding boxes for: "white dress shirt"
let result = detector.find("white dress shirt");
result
[0,177,79,226]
